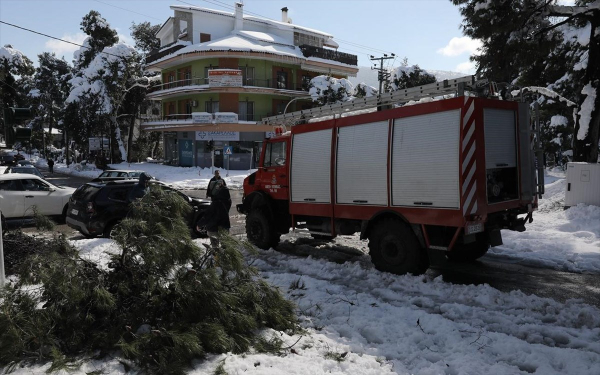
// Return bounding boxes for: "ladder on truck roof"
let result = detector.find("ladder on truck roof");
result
[262,75,486,127]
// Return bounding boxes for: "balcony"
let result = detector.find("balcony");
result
[146,43,186,65]
[299,45,357,66]
[149,77,310,94]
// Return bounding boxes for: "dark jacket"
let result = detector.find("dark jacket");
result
[198,187,231,232]
[206,176,226,198]
[47,159,54,167]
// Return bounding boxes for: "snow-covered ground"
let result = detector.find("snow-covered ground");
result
[6,160,600,374]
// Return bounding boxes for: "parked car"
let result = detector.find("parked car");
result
[0,174,75,224]
[4,165,46,179]
[66,180,210,238]
[0,151,16,166]
[90,170,146,183]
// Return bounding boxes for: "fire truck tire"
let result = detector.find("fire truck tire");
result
[446,233,490,262]
[246,208,280,250]
[368,219,429,275]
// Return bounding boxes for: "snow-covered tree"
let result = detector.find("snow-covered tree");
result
[451,0,600,163]
[389,65,436,91]
[354,82,378,98]
[0,45,34,130]
[68,43,145,162]
[29,53,71,152]
[75,11,119,70]
[309,75,354,105]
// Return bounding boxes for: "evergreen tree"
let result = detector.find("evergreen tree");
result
[308,75,354,105]
[0,187,298,375]
[0,45,34,132]
[451,0,600,162]
[75,10,119,69]
[29,53,71,154]
[130,21,161,55]
[390,65,436,90]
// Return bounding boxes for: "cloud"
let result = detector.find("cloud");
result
[455,61,476,74]
[45,33,87,55]
[437,37,482,57]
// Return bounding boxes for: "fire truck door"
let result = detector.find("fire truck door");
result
[262,140,288,200]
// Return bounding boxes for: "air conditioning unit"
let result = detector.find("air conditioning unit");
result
[191,100,198,107]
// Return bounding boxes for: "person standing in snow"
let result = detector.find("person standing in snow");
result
[206,170,226,199]
[127,172,152,202]
[47,158,54,173]
[197,182,231,249]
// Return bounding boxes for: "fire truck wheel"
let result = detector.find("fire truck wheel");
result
[446,232,490,262]
[246,208,280,250]
[368,219,429,275]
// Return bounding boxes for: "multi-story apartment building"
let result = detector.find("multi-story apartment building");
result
[142,2,358,168]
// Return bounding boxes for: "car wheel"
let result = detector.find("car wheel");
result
[59,204,68,224]
[246,208,280,250]
[368,218,429,275]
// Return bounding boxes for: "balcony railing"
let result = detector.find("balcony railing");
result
[141,112,281,123]
[149,77,310,93]
[299,45,358,66]
[145,44,186,65]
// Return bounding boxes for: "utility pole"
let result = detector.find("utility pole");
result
[370,54,395,111]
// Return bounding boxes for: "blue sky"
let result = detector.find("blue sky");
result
[1,0,483,73]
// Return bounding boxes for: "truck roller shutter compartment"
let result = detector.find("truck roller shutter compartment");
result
[336,121,388,206]
[391,109,460,208]
[291,129,332,203]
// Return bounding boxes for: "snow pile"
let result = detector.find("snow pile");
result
[309,75,354,102]
[488,169,600,273]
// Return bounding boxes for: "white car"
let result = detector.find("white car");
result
[0,174,76,222]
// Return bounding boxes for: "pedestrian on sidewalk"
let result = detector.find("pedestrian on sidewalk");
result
[47,158,54,173]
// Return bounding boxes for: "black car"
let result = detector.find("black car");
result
[66,180,210,238]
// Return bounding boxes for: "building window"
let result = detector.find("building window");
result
[277,101,288,115]
[205,101,219,113]
[277,71,288,89]
[185,100,194,115]
[239,66,255,86]
[200,33,211,43]
[168,74,175,89]
[238,101,254,121]
[180,68,191,86]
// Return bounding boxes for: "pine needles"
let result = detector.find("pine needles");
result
[0,186,298,374]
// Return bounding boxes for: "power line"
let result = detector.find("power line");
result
[175,0,397,57]
[92,0,163,22]
[0,20,124,60]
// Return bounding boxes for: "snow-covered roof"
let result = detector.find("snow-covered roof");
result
[170,4,333,39]
[162,32,304,60]
[236,30,295,48]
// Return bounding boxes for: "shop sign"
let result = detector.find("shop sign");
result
[179,139,194,166]
[196,131,240,141]
[192,112,213,124]
[89,137,109,151]
[208,69,243,87]
[214,112,238,123]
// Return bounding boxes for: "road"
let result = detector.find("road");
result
[19,170,600,308]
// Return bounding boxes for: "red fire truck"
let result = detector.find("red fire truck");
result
[237,77,544,275]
